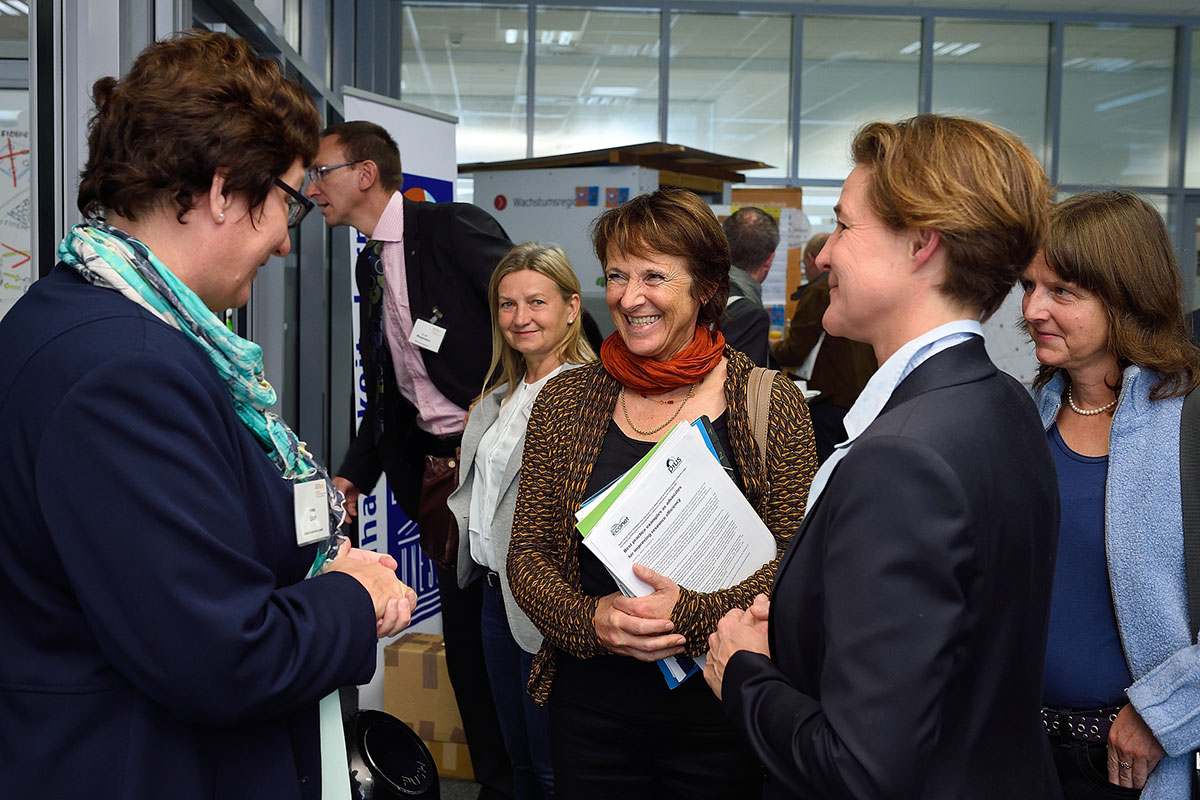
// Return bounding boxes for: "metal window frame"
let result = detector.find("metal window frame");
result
[387,0,1199,274]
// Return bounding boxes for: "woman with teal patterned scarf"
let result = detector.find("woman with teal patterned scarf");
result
[0,30,415,800]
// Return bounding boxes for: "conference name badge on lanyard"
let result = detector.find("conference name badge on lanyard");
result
[294,478,331,547]
[409,306,447,353]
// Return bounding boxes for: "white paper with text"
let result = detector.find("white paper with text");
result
[581,423,775,596]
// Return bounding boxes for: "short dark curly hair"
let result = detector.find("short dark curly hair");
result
[77,29,321,223]
[591,187,730,328]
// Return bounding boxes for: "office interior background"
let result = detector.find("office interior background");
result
[19,0,1200,473]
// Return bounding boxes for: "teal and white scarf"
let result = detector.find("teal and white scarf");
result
[59,221,344,576]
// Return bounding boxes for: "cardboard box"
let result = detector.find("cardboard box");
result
[383,633,474,781]
[425,739,475,782]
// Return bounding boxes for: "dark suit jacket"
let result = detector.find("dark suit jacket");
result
[722,296,778,369]
[337,197,511,516]
[723,338,1062,800]
[0,268,378,800]
[721,267,777,369]
[773,274,876,408]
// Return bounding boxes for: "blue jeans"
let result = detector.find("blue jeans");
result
[480,577,554,800]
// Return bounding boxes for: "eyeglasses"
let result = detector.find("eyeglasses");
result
[305,160,363,185]
[275,178,314,228]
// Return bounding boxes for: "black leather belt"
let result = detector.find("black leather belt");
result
[1042,706,1122,744]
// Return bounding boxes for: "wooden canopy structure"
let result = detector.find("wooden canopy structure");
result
[458,141,772,195]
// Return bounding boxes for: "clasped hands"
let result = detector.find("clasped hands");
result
[703,594,771,700]
[324,541,418,639]
[592,567,774,696]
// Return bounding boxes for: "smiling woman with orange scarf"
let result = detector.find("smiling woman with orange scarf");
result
[507,188,818,800]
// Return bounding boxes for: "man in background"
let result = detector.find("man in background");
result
[306,120,514,799]
[721,206,780,368]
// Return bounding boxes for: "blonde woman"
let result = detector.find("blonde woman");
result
[447,243,595,800]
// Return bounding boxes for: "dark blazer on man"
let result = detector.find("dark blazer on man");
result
[337,197,511,516]
[722,337,1062,800]
[721,266,777,369]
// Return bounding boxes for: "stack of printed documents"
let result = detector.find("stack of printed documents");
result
[575,418,776,687]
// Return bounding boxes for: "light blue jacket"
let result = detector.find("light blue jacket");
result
[1038,366,1198,799]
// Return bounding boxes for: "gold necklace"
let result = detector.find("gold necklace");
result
[637,388,688,405]
[621,384,695,436]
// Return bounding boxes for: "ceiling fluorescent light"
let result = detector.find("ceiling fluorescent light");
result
[0,3,17,14]
[591,86,640,97]
[1091,57,1135,72]
[952,43,981,56]
[7,0,25,10]
[898,41,921,55]
[1094,86,1167,112]
[505,28,518,45]
[934,42,963,56]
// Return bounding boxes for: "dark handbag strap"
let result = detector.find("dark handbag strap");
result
[1181,387,1200,643]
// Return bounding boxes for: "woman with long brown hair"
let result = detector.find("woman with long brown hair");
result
[1026,190,1200,798]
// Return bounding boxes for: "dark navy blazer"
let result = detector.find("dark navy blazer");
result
[723,338,1063,800]
[0,267,378,800]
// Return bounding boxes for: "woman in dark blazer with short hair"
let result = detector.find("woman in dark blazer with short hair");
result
[707,115,1062,800]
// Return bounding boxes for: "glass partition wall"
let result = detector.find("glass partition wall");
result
[36,0,1200,453]
[394,3,1200,308]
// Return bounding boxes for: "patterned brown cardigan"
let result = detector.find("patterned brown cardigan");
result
[507,347,819,704]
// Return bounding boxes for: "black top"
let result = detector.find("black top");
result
[554,414,743,724]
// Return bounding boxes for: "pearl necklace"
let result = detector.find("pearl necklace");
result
[621,384,695,436]
[1066,385,1117,416]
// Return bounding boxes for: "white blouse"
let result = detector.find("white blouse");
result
[467,364,568,572]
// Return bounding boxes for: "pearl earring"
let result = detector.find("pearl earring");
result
[218,212,225,221]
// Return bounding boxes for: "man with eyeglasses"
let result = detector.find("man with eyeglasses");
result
[307,120,515,800]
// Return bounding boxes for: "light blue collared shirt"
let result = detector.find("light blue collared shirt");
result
[803,319,984,514]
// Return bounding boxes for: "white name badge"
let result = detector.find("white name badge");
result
[409,318,447,353]
[294,479,331,547]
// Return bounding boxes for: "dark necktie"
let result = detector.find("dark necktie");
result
[358,240,389,442]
